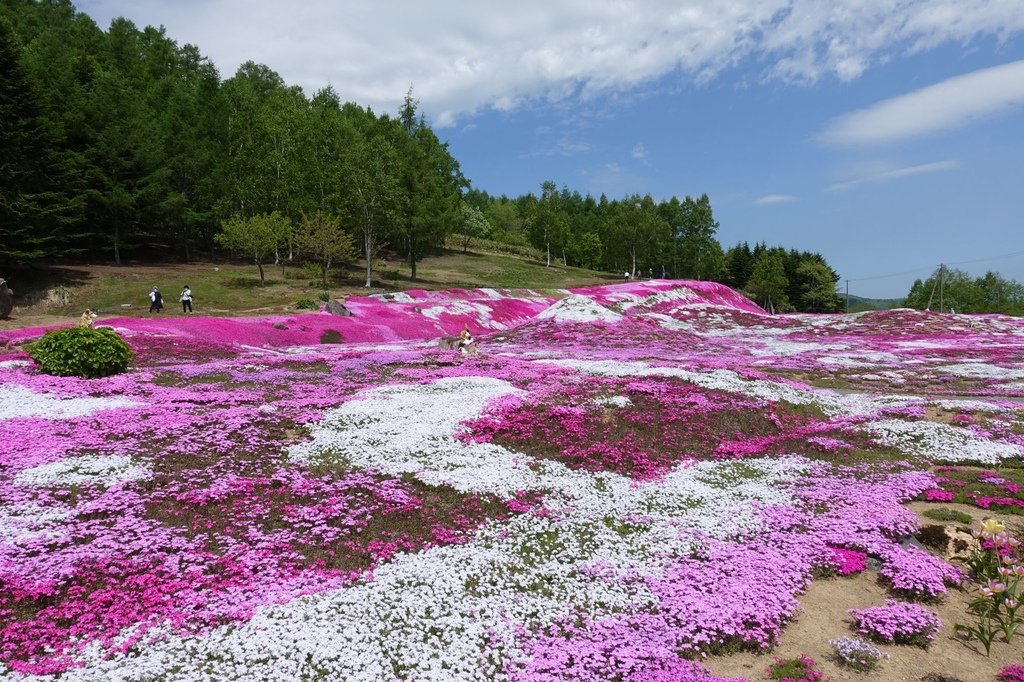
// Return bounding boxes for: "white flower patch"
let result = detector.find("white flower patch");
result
[45,373,805,681]
[479,288,504,299]
[896,340,955,350]
[0,502,69,545]
[604,286,705,312]
[543,358,931,420]
[544,358,832,410]
[14,454,150,488]
[420,301,508,330]
[747,339,845,357]
[0,359,31,369]
[0,385,137,421]
[937,363,1024,380]
[290,376,530,495]
[864,419,1022,464]
[536,295,622,324]
[934,399,1004,413]
[818,351,904,369]
[642,312,693,331]
[379,292,417,303]
[593,395,632,408]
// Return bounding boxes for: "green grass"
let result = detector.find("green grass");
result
[922,508,973,523]
[9,249,615,320]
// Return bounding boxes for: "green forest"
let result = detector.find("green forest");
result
[904,267,1024,316]
[3,0,856,312]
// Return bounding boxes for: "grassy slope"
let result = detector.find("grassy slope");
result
[6,249,619,321]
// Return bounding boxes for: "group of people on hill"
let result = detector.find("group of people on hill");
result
[623,266,667,281]
[148,285,192,313]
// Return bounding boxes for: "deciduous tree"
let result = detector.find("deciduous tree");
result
[296,212,354,287]
[216,211,290,285]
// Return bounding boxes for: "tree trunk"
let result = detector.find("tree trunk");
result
[257,260,265,286]
[113,220,121,266]
[364,231,372,288]
[546,240,551,267]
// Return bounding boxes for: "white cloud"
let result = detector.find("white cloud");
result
[517,138,591,159]
[754,194,798,205]
[77,1,1024,125]
[631,144,649,160]
[819,60,1024,146]
[827,160,959,191]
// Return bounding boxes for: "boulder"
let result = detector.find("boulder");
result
[326,299,352,317]
[0,279,13,319]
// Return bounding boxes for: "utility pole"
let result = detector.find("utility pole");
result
[939,264,945,314]
[845,279,849,313]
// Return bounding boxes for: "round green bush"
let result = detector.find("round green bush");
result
[28,327,133,378]
[295,298,318,310]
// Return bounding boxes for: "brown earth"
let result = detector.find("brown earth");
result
[707,503,1024,682]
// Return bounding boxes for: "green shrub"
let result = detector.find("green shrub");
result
[295,298,318,310]
[28,327,133,378]
[319,329,342,344]
[301,262,321,280]
[317,291,331,302]
[922,508,972,523]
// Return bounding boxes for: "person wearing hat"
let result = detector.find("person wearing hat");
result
[149,287,163,313]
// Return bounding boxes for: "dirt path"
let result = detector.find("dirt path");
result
[707,504,1024,681]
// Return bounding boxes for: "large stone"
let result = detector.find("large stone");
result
[0,279,13,319]
[326,299,352,317]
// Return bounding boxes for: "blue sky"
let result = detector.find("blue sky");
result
[77,1,1024,298]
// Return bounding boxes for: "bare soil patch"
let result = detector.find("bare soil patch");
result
[707,503,1024,681]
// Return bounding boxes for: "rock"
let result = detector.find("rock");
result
[900,535,928,552]
[325,299,352,317]
[272,323,289,330]
[0,278,13,319]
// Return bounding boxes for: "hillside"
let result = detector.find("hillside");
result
[845,294,904,312]
[0,248,619,330]
[2,278,1024,681]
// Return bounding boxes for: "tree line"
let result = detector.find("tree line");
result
[1,1,463,287]
[1,0,846,311]
[904,267,1024,316]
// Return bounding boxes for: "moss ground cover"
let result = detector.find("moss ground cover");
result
[0,280,1022,680]
[923,466,1024,514]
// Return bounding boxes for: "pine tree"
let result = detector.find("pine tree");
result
[0,17,81,267]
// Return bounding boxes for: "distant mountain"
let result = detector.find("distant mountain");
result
[842,294,905,313]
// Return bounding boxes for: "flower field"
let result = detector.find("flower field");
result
[1,280,1022,681]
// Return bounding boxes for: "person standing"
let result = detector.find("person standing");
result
[180,285,193,313]
[149,287,163,313]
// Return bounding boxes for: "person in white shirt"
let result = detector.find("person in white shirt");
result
[180,285,193,313]
[148,287,163,313]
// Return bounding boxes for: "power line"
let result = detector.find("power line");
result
[847,264,935,282]
[846,247,1024,283]
[946,247,1024,267]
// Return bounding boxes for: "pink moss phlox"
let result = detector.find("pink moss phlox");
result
[826,546,868,575]
[921,488,956,502]
[998,664,1024,682]
[848,599,941,645]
